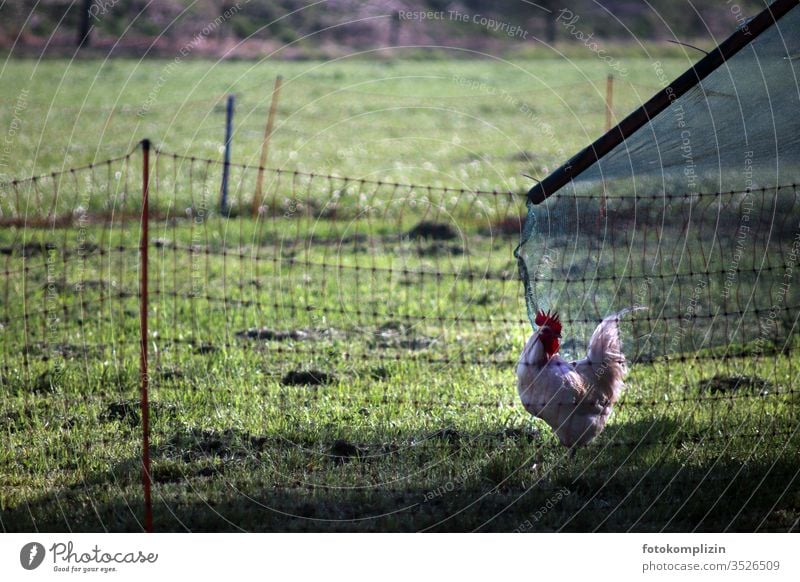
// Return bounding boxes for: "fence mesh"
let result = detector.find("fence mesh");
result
[1,144,798,532]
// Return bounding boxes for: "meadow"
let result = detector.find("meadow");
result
[0,56,798,532]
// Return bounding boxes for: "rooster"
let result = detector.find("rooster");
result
[517,308,641,453]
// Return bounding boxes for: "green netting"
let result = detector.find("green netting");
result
[515,1,800,363]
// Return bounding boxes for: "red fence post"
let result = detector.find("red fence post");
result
[140,138,153,533]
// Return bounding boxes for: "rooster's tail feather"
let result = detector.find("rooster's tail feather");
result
[580,306,646,402]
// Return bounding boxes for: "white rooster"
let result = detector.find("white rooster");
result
[517,308,641,453]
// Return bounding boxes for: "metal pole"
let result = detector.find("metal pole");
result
[220,94,235,214]
[253,76,283,216]
[140,138,153,533]
[77,0,92,48]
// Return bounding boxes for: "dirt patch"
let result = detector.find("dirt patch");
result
[152,461,226,483]
[160,427,268,462]
[373,322,436,351]
[407,221,457,241]
[31,370,63,394]
[193,343,217,355]
[375,336,436,351]
[42,279,110,293]
[471,292,494,306]
[497,427,540,443]
[0,241,58,258]
[329,439,364,464]
[51,343,93,359]
[342,233,369,244]
[101,400,177,427]
[0,410,25,433]
[415,241,465,256]
[151,463,186,484]
[0,404,78,433]
[428,428,461,444]
[281,370,336,386]
[235,327,345,342]
[698,374,774,395]
[484,215,527,237]
[236,328,312,341]
[30,342,96,361]
[0,209,170,229]
[369,366,390,380]
[102,401,140,426]
[61,416,78,430]
[157,365,184,381]
[196,465,222,478]
[507,151,541,163]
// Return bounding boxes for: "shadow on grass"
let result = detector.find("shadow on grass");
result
[3,418,798,532]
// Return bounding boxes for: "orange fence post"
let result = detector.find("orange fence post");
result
[140,138,153,533]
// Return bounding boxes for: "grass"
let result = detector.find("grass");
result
[1,56,799,532]
[0,57,694,187]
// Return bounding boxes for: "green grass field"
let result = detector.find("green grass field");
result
[0,57,691,186]
[1,57,798,532]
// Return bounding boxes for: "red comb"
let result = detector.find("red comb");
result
[535,309,562,334]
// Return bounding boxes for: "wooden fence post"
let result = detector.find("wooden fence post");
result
[600,75,614,219]
[605,74,614,132]
[253,76,283,217]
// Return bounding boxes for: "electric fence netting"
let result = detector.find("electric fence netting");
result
[1,1,799,533]
[2,137,799,531]
[518,0,800,362]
